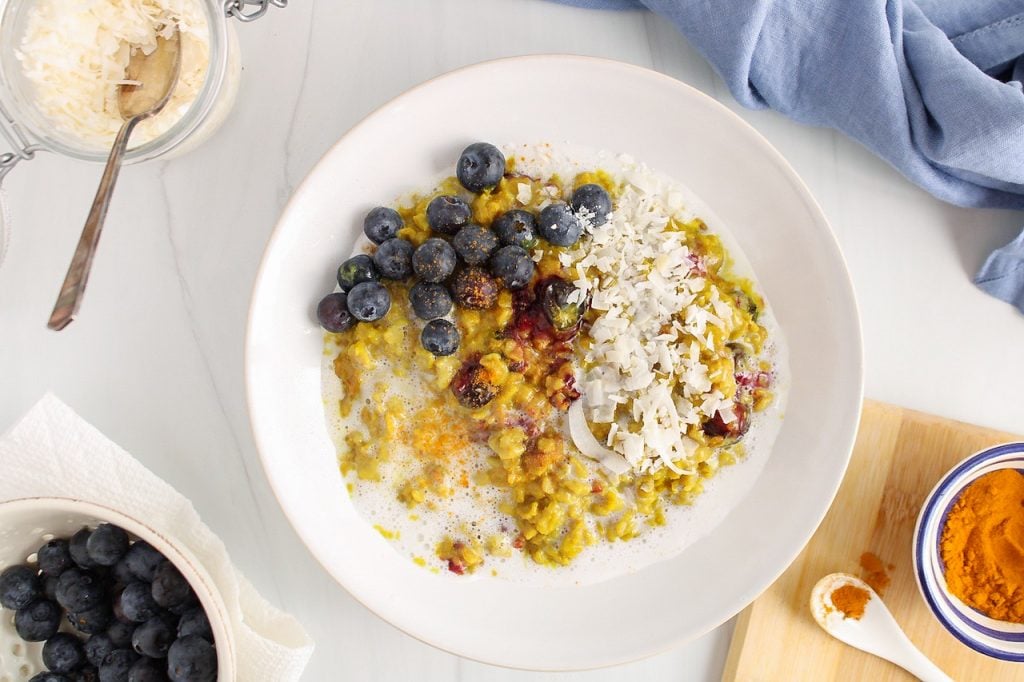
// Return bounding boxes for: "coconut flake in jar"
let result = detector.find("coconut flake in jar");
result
[16,0,211,150]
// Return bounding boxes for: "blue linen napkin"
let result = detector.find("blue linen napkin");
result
[555,0,1024,313]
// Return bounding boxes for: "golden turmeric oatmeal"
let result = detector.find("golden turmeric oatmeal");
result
[317,143,789,584]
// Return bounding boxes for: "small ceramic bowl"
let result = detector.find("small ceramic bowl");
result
[913,442,1024,661]
[0,497,235,679]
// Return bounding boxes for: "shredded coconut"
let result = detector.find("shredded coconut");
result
[516,182,532,205]
[565,160,745,475]
[17,0,210,150]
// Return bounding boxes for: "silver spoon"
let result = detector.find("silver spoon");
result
[810,573,952,682]
[48,27,182,331]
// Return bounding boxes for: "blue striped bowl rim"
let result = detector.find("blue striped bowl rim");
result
[913,443,1024,661]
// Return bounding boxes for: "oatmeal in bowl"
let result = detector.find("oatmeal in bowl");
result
[317,142,789,584]
[248,56,862,669]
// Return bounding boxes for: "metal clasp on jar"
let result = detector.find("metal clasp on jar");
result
[0,100,44,184]
[224,0,288,22]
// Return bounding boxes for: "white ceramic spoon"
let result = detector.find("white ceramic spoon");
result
[810,573,952,682]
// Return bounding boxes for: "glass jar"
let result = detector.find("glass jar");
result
[0,0,245,167]
[0,0,284,267]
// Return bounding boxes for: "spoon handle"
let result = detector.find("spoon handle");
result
[48,116,140,331]
[891,636,954,682]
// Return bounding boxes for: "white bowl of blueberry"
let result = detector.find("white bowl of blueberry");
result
[0,498,233,681]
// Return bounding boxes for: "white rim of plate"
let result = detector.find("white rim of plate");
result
[244,54,865,670]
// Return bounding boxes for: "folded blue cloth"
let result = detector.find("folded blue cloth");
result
[977,229,1024,310]
[555,0,1024,313]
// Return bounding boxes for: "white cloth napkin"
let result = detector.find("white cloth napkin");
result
[0,395,314,680]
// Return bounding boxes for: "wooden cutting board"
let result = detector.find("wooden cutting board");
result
[723,400,1023,682]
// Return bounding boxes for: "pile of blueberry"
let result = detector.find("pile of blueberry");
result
[0,524,217,682]
[316,142,613,358]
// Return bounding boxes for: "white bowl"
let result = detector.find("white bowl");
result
[245,55,863,670]
[914,443,1024,661]
[0,497,235,679]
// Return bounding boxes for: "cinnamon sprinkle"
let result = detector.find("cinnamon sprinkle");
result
[859,551,891,595]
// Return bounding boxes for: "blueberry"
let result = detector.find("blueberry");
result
[493,210,537,249]
[99,649,138,682]
[345,281,391,322]
[489,246,535,290]
[43,574,60,601]
[132,616,176,658]
[85,633,116,668]
[363,206,403,244]
[537,202,583,247]
[106,620,136,649]
[372,238,414,280]
[121,542,164,583]
[316,292,357,333]
[451,362,499,409]
[420,320,460,356]
[451,267,499,310]
[167,636,216,682]
[56,569,105,613]
[69,528,96,569]
[426,195,472,235]
[335,254,379,292]
[456,142,505,192]
[110,560,135,586]
[411,238,457,283]
[72,666,99,682]
[570,184,612,226]
[541,279,586,331]
[15,598,62,641]
[127,658,168,682]
[150,563,191,610]
[408,282,453,320]
[86,525,129,567]
[38,539,74,577]
[166,596,197,617]
[176,608,212,642]
[0,564,41,609]
[29,674,72,682]
[116,583,159,623]
[44,633,87,673]
[68,602,113,635]
[453,225,498,265]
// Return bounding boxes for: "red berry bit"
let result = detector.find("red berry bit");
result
[702,403,750,441]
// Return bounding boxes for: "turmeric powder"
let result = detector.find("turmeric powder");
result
[831,584,870,620]
[940,468,1024,623]
[859,551,891,595]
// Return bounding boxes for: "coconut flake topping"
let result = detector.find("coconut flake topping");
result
[566,159,738,475]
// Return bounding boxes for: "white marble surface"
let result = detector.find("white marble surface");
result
[1,0,1022,680]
